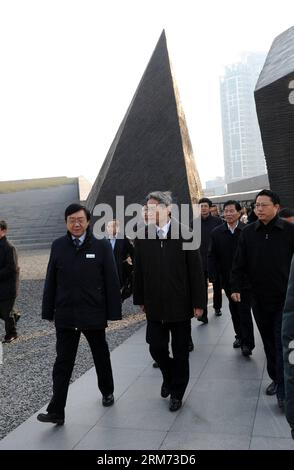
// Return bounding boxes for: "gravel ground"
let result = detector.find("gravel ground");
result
[0,250,145,440]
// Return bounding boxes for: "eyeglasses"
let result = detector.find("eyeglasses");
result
[255,203,273,208]
[67,218,87,225]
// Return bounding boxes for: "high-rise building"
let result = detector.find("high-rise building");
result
[220,53,267,184]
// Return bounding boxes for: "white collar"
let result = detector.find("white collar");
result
[156,220,171,238]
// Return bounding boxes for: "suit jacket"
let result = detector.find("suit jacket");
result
[208,221,248,290]
[0,236,19,301]
[133,219,205,322]
[111,237,134,287]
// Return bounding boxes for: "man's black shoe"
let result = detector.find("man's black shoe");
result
[153,362,159,368]
[102,394,114,407]
[197,316,208,324]
[2,335,18,344]
[241,345,252,357]
[188,339,194,352]
[169,398,182,412]
[37,412,64,425]
[215,309,222,316]
[266,381,277,396]
[233,338,242,348]
[161,383,170,398]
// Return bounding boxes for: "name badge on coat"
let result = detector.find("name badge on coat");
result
[86,254,95,258]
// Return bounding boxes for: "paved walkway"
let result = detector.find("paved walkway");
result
[0,297,293,450]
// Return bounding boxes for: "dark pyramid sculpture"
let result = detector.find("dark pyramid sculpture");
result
[255,26,294,208]
[86,30,202,219]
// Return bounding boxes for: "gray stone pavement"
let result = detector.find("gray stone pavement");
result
[0,296,293,450]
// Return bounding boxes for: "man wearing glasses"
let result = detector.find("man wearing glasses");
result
[133,191,205,412]
[37,204,121,425]
[231,190,294,410]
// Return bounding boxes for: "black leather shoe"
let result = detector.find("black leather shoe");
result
[266,381,277,396]
[188,339,194,352]
[241,345,252,357]
[37,412,64,425]
[153,362,159,368]
[102,394,114,407]
[2,335,18,344]
[277,397,285,411]
[169,398,182,412]
[197,316,208,324]
[161,383,170,398]
[215,309,222,316]
[233,338,241,348]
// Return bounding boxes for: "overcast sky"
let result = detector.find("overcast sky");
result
[0,0,293,186]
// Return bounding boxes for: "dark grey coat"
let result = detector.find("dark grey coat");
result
[133,220,205,322]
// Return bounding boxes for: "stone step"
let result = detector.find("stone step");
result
[15,242,52,251]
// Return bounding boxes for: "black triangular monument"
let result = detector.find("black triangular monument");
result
[86,30,202,217]
[255,26,294,208]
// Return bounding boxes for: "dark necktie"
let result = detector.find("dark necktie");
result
[73,238,81,249]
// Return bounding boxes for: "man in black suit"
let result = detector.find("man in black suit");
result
[197,198,223,323]
[231,190,294,410]
[208,200,254,356]
[133,191,205,412]
[37,204,121,425]
[106,219,134,301]
[0,220,20,343]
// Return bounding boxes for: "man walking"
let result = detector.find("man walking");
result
[106,219,134,301]
[208,200,254,356]
[197,198,223,322]
[231,190,294,409]
[37,204,121,425]
[282,255,294,439]
[133,191,205,412]
[0,220,20,343]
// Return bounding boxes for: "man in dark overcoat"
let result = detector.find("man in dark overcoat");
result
[37,204,121,425]
[133,191,205,412]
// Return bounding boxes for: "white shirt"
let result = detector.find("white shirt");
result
[109,238,116,250]
[227,221,239,234]
[156,220,171,239]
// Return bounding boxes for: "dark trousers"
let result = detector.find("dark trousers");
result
[202,272,222,320]
[0,299,17,338]
[251,297,284,399]
[224,287,255,349]
[146,320,190,400]
[212,275,222,311]
[47,328,114,417]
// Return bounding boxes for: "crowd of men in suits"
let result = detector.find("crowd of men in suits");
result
[1,189,294,439]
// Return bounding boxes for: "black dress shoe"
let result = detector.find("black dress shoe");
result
[37,412,64,425]
[102,394,114,407]
[241,345,252,357]
[169,398,182,412]
[265,381,277,396]
[2,335,18,344]
[233,338,242,348]
[161,383,170,398]
[215,309,222,316]
[153,362,159,368]
[188,339,194,352]
[197,316,208,324]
